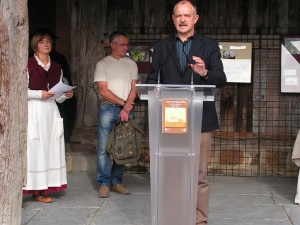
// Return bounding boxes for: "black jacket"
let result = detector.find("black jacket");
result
[146,32,227,132]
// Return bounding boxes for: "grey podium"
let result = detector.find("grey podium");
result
[136,84,216,225]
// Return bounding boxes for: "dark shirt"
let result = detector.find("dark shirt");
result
[175,34,194,72]
[146,32,227,132]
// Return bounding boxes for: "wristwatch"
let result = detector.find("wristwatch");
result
[204,69,208,79]
[122,101,126,107]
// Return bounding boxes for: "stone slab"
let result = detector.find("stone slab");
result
[21,172,300,225]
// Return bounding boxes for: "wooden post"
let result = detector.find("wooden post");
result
[0,0,28,224]
[70,0,107,128]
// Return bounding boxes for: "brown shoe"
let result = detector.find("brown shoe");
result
[110,184,130,195]
[32,194,52,203]
[98,186,110,198]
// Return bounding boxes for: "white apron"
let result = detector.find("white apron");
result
[24,97,67,191]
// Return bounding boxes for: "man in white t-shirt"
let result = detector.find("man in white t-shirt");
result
[94,31,138,198]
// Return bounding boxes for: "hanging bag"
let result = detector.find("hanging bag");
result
[105,118,145,165]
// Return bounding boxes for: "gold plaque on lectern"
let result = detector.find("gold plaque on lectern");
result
[162,99,188,134]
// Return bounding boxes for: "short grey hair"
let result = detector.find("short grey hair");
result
[173,1,198,15]
[109,31,128,43]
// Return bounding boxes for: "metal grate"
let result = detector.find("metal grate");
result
[118,27,300,177]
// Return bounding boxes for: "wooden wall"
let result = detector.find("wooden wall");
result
[28,0,71,66]
[27,0,300,129]
[68,0,300,128]
[27,0,300,176]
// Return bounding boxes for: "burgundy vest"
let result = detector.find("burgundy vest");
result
[28,57,61,90]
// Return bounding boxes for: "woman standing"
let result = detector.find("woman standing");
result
[23,31,74,203]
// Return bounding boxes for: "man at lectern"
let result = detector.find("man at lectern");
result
[146,1,227,224]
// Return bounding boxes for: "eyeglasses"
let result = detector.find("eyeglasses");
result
[113,43,130,47]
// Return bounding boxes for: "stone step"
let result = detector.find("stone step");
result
[66,127,98,172]
[66,142,97,172]
[66,127,150,173]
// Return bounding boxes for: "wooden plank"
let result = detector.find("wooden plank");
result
[288,0,300,33]
[70,0,106,127]
[0,0,28,223]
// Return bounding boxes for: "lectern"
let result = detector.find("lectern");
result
[136,84,215,225]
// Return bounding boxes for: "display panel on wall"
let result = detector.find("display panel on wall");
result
[281,36,300,93]
[127,42,155,84]
[219,42,252,83]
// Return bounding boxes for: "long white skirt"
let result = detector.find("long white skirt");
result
[23,98,67,192]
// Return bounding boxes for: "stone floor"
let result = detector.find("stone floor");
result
[22,172,300,225]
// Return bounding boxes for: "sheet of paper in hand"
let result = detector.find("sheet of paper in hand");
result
[48,81,77,99]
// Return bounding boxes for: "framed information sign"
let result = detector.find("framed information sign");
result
[127,42,155,84]
[219,42,252,83]
[162,99,188,134]
[281,36,300,93]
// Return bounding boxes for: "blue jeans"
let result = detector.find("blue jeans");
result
[96,103,133,187]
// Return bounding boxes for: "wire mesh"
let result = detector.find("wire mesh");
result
[118,27,300,177]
